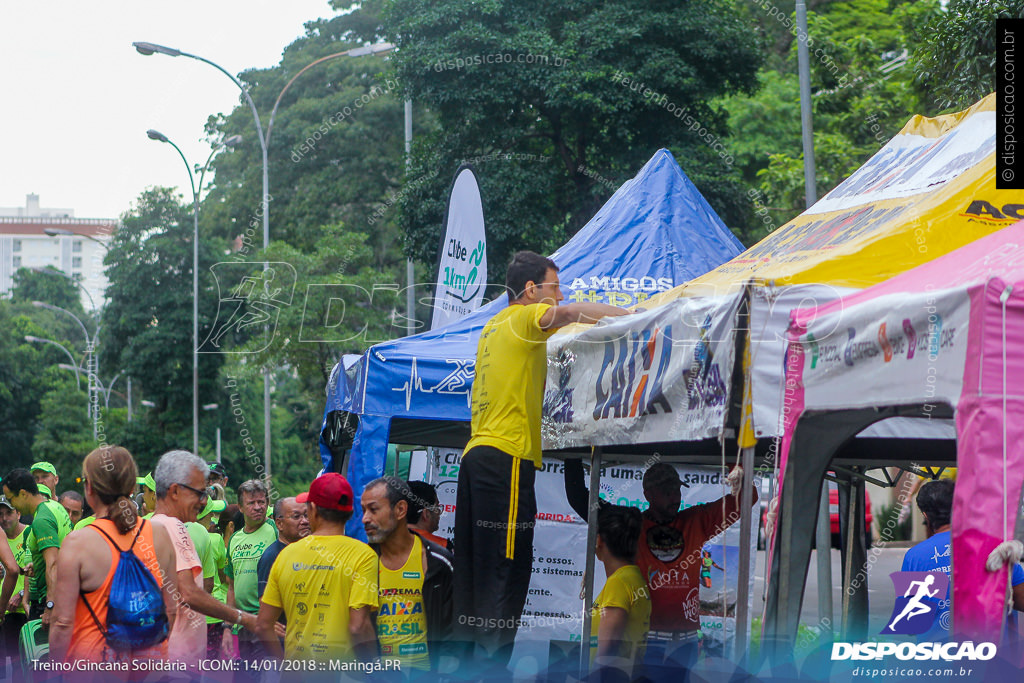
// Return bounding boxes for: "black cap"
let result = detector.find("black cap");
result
[209,463,227,477]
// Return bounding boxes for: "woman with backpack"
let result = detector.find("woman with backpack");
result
[49,446,180,670]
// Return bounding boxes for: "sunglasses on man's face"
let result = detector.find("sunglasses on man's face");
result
[178,483,209,503]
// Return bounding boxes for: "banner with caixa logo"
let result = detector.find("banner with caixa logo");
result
[543,292,740,448]
[430,166,487,331]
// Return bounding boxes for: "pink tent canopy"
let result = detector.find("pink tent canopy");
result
[781,220,1024,639]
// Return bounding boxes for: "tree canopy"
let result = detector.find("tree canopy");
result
[384,0,765,274]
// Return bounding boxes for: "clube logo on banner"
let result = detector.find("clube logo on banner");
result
[430,166,487,331]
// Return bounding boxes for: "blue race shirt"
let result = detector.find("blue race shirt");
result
[901,530,1023,636]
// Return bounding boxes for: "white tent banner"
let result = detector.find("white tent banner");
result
[421,451,756,660]
[805,110,996,216]
[795,289,971,410]
[748,284,853,437]
[542,295,740,448]
[430,167,488,330]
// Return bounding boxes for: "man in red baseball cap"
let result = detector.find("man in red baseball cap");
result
[256,474,379,664]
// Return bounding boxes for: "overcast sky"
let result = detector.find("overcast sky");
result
[0,0,337,218]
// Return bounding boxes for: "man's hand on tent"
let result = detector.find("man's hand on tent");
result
[986,540,1024,572]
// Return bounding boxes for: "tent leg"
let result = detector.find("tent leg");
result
[580,446,603,678]
[815,481,833,634]
[734,446,755,664]
[839,470,869,639]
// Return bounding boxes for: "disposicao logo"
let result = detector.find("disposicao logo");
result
[831,641,996,662]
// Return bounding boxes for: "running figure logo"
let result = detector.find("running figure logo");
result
[882,571,949,635]
[200,262,296,353]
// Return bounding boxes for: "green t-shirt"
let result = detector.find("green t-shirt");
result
[27,500,72,601]
[207,531,228,625]
[73,515,96,531]
[6,527,29,614]
[227,522,278,613]
[186,522,215,580]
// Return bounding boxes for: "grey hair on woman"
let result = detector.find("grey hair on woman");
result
[155,450,210,498]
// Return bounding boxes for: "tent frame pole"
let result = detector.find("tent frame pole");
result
[580,446,603,677]
[815,481,833,634]
[734,445,756,662]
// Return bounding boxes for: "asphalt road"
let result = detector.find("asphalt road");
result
[751,544,908,635]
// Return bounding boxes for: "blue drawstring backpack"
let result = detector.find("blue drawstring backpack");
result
[82,519,169,650]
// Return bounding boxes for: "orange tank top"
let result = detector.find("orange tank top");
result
[66,517,168,664]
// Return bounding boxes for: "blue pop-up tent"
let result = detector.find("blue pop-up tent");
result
[319,148,745,537]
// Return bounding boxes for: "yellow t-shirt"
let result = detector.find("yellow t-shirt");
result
[465,303,556,468]
[262,534,379,662]
[590,565,651,665]
[377,534,430,670]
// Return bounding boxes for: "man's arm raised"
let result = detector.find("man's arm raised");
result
[539,303,630,331]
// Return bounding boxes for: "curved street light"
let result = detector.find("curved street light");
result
[135,40,273,470]
[25,335,82,389]
[134,40,395,478]
[30,301,99,439]
[146,130,241,457]
[57,366,125,411]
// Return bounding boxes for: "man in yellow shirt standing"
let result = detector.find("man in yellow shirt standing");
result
[453,251,628,666]
[258,473,378,665]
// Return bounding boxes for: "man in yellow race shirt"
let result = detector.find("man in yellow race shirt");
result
[361,477,453,672]
[258,473,378,665]
[452,251,628,665]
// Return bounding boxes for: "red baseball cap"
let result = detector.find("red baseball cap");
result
[296,473,354,512]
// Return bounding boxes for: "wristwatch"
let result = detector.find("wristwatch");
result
[45,600,54,610]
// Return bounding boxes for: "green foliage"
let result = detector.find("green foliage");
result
[910,0,1024,110]
[30,373,94,478]
[728,0,930,231]
[385,0,764,273]
[101,187,226,451]
[204,34,409,269]
[227,224,402,394]
[214,362,321,496]
[0,309,60,461]
[722,70,804,189]
[10,266,85,315]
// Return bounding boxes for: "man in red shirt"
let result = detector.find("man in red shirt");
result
[564,460,755,676]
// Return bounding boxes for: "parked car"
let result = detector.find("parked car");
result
[757,474,872,550]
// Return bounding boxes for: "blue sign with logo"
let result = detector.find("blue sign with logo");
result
[882,571,950,635]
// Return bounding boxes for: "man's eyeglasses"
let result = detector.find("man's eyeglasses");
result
[178,483,209,503]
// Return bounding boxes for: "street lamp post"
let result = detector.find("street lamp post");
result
[135,40,273,477]
[146,129,199,457]
[134,40,395,480]
[146,130,240,458]
[32,301,99,440]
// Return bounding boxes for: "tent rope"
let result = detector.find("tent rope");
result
[720,433,728,640]
[1001,285,1013,621]
[1001,286,1012,543]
